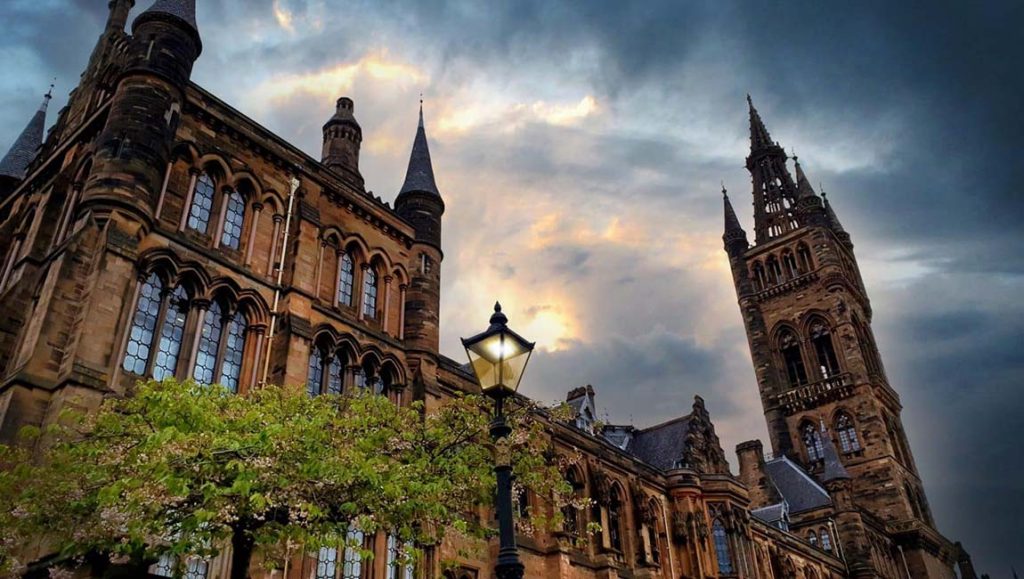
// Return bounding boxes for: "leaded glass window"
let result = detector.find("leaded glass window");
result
[327,354,344,395]
[836,412,861,453]
[337,253,354,306]
[820,528,832,552]
[354,367,367,390]
[386,534,414,579]
[187,173,216,233]
[803,422,824,462]
[307,348,325,397]
[341,526,364,579]
[362,268,377,318]
[149,553,175,577]
[220,190,245,249]
[316,546,339,579]
[153,285,188,381]
[219,313,247,393]
[807,531,818,546]
[713,519,733,574]
[193,302,224,384]
[183,557,209,579]
[123,273,162,375]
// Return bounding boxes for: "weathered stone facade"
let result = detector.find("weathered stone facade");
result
[0,2,974,578]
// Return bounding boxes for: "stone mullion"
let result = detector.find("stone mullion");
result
[178,169,199,232]
[213,187,231,246]
[211,306,234,385]
[186,300,211,379]
[110,273,146,387]
[243,203,263,266]
[382,275,393,335]
[155,161,173,221]
[398,285,407,340]
[312,239,325,300]
[357,264,369,321]
[267,214,283,276]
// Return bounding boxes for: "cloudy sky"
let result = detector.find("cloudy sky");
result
[2,0,1022,573]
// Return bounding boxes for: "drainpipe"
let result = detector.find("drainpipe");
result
[828,518,847,569]
[898,545,912,579]
[260,173,299,386]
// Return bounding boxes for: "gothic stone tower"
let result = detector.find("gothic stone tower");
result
[724,97,955,577]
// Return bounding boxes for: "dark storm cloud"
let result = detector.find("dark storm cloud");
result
[1,0,1021,573]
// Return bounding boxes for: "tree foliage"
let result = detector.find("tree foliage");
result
[0,379,579,577]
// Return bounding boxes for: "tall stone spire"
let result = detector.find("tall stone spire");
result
[399,101,441,198]
[722,185,748,256]
[744,96,801,244]
[822,189,852,248]
[0,88,52,181]
[748,94,775,152]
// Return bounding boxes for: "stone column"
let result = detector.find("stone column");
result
[382,275,393,335]
[267,214,283,276]
[398,285,407,340]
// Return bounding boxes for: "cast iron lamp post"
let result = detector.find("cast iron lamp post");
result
[461,302,535,579]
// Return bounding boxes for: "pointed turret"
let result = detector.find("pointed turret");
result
[321,97,362,178]
[722,185,748,257]
[822,189,853,248]
[396,101,445,359]
[744,96,801,244]
[398,103,441,199]
[0,89,52,190]
[793,156,816,200]
[819,421,851,483]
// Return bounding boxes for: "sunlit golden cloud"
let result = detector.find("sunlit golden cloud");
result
[272,0,294,33]
[436,95,600,135]
[250,50,427,106]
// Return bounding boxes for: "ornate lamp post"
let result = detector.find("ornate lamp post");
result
[461,303,535,579]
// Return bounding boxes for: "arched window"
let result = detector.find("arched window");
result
[807,530,818,547]
[810,320,841,378]
[562,469,582,536]
[797,243,813,273]
[187,173,216,233]
[307,347,326,397]
[516,487,530,520]
[193,302,224,385]
[608,488,624,552]
[802,422,824,463]
[752,262,766,291]
[820,528,833,552]
[219,312,247,393]
[219,189,245,249]
[341,525,364,579]
[713,518,733,574]
[153,285,189,381]
[315,546,338,579]
[766,256,782,285]
[123,273,163,376]
[779,329,808,387]
[362,267,378,318]
[337,252,354,306]
[835,412,861,453]
[648,500,661,565]
[782,250,799,279]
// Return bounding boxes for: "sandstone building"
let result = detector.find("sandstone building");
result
[0,1,976,578]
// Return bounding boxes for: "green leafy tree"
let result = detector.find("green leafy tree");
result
[0,379,579,578]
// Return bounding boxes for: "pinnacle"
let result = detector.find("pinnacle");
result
[398,102,440,198]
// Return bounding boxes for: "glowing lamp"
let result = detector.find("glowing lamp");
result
[461,303,535,399]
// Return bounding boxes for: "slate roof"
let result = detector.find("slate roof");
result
[763,456,831,514]
[139,0,198,32]
[751,503,788,526]
[625,415,692,471]
[0,94,49,180]
[398,105,441,198]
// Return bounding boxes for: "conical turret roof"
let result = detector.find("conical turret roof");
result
[822,190,847,234]
[793,156,818,200]
[723,186,745,235]
[134,0,201,52]
[398,103,440,198]
[0,90,51,181]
